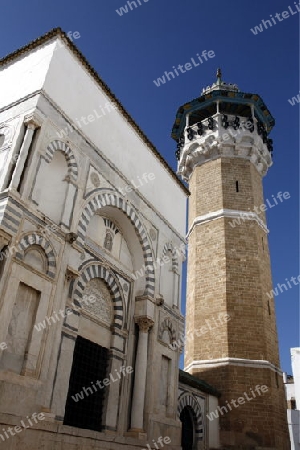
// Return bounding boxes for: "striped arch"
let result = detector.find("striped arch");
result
[77,192,155,297]
[45,140,78,180]
[73,264,124,329]
[178,393,204,441]
[158,317,176,343]
[162,242,178,273]
[16,232,57,278]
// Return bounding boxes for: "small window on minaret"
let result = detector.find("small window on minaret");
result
[275,372,279,388]
[235,181,239,192]
[262,237,264,251]
[267,300,271,315]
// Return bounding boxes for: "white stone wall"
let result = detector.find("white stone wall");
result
[292,348,300,409]
[0,33,188,450]
[0,36,186,236]
[0,41,55,109]
[286,380,296,403]
[285,348,300,450]
[287,409,300,450]
[284,347,300,450]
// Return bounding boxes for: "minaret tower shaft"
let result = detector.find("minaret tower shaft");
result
[172,71,289,449]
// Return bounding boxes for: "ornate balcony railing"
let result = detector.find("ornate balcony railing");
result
[175,113,273,161]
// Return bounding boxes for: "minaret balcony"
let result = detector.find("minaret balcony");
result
[176,112,273,181]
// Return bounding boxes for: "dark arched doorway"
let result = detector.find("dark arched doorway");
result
[180,406,195,450]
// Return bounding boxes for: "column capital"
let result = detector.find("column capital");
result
[135,316,154,333]
[24,111,44,130]
[0,229,11,251]
[65,266,80,283]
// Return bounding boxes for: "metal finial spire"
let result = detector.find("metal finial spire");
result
[216,68,222,84]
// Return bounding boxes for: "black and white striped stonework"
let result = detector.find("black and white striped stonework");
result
[16,232,57,278]
[162,242,179,273]
[0,198,22,235]
[178,393,204,441]
[158,317,176,342]
[45,140,78,180]
[73,264,124,330]
[77,192,155,297]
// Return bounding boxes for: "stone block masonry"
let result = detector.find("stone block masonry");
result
[185,157,290,448]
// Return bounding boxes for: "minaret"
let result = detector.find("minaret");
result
[172,71,290,449]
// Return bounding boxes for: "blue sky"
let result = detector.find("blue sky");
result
[0,0,299,373]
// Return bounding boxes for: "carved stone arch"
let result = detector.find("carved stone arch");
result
[180,144,195,166]
[188,142,200,152]
[187,142,201,154]
[76,191,155,297]
[45,140,78,181]
[178,392,204,441]
[162,242,178,273]
[158,317,176,343]
[16,232,57,278]
[239,134,254,145]
[73,264,124,329]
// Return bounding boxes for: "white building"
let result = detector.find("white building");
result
[285,348,300,449]
[0,28,220,450]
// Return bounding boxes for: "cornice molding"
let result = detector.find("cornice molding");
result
[185,357,283,375]
[187,208,269,237]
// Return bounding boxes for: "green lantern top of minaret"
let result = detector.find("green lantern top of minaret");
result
[171,69,275,142]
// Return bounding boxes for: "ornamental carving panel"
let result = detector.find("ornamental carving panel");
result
[136,317,154,333]
[0,124,13,151]
[90,172,100,187]
[82,278,112,325]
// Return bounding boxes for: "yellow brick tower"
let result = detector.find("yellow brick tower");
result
[172,70,290,449]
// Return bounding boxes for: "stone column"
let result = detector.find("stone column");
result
[9,114,42,191]
[105,355,123,431]
[51,333,77,421]
[49,269,79,421]
[172,272,180,309]
[130,316,154,432]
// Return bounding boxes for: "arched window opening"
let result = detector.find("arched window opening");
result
[63,272,121,432]
[104,229,113,252]
[87,215,133,272]
[180,406,195,450]
[24,246,47,274]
